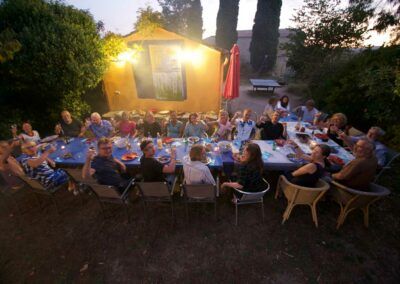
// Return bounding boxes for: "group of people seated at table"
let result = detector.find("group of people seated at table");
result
[0,95,390,197]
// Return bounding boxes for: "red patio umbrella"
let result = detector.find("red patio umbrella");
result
[223,44,240,101]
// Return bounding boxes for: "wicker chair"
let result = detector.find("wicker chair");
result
[276,175,329,228]
[330,181,390,229]
[181,177,220,221]
[232,178,270,226]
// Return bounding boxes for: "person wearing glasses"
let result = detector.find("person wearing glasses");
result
[82,137,131,193]
[20,141,69,190]
[82,137,130,193]
[231,109,256,141]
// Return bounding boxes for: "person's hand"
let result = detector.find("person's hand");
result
[46,145,57,154]
[338,131,347,140]
[86,148,96,161]
[233,111,241,119]
[315,112,322,118]
[330,125,339,133]
[259,115,267,123]
[55,123,62,135]
[11,125,17,136]
[11,139,20,148]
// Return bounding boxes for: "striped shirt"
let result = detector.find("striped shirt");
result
[20,154,56,188]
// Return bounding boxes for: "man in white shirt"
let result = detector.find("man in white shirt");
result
[295,100,319,123]
[232,109,256,141]
[183,145,215,185]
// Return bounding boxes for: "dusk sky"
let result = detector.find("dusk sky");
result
[64,0,389,46]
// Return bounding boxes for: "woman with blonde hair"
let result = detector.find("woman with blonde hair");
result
[140,111,162,137]
[327,113,349,146]
[207,110,232,140]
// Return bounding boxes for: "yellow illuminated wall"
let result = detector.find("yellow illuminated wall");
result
[103,28,223,113]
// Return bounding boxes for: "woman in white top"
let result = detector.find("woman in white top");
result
[183,144,215,185]
[277,95,291,112]
[207,110,232,141]
[19,122,41,143]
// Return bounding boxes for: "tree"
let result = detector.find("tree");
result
[215,0,240,50]
[0,0,106,138]
[249,0,282,72]
[350,0,400,44]
[284,0,372,78]
[157,0,203,39]
[134,6,165,35]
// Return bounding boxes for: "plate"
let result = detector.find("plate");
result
[315,133,329,141]
[328,155,344,166]
[188,136,200,143]
[157,155,171,164]
[163,137,174,144]
[201,157,212,164]
[40,135,59,143]
[121,152,138,161]
[286,153,305,164]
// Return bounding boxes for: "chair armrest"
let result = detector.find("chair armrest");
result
[170,176,178,196]
[120,178,135,199]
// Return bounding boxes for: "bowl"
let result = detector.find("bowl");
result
[217,141,232,153]
[114,137,128,148]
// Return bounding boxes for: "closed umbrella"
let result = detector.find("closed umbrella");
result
[223,44,240,102]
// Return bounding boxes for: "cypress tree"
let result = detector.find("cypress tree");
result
[249,0,282,71]
[215,0,240,50]
[186,0,203,39]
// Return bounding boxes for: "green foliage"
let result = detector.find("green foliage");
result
[310,46,400,150]
[215,0,240,50]
[134,6,165,36]
[249,0,282,71]
[0,28,22,63]
[157,0,203,39]
[0,0,106,139]
[284,0,371,79]
[102,32,126,60]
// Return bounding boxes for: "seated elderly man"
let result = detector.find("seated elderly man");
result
[139,140,176,183]
[20,142,69,190]
[332,139,377,191]
[294,99,319,123]
[55,110,85,137]
[82,138,131,193]
[339,126,388,167]
[87,112,113,138]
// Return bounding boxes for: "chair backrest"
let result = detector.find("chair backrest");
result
[279,175,329,205]
[86,181,121,199]
[18,174,46,191]
[65,169,84,183]
[385,148,400,167]
[236,180,270,202]
[331,181,390,209]
[183,183,216,200]
[136,182,171,199]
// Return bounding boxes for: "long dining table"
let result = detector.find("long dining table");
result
[47,120,353,174]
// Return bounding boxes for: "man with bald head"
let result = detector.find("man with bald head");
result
[332,139,377,190]
[55,110,84,137]
[87,112,114,138]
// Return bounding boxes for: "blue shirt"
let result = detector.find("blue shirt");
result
[89,120,113,138]
[20,154,56,188]
[166,121,183,138]
[235,119,255,141]
[183,122,207,138]
[91,155,122,186]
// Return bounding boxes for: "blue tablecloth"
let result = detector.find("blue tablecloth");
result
[48,137,299,172]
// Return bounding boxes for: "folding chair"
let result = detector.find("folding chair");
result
[374,148,400,183]
[181,176,220,221]
[18,174,68,215]
[86,179,135,223]
[136,177,178,224]
[232,178,270,225]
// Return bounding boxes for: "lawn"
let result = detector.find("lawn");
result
[0,170,399,283]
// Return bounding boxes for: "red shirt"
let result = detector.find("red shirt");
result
[119,120,136,136]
